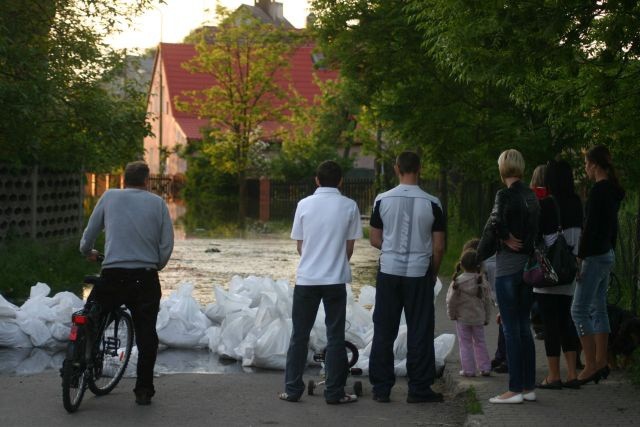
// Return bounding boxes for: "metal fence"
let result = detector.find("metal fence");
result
[269,178,376,220]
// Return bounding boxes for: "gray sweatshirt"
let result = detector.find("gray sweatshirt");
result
[80,188,174,270]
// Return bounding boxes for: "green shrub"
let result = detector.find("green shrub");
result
[0,238,100,302]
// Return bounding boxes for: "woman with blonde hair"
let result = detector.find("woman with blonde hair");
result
[478,149,540,404]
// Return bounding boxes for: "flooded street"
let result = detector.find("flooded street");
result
[160,234,380,305]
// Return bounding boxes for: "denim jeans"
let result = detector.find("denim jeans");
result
[284,284,347,401]
[369,271,436,398]
[571,250,615,336]
[495,271,535,392]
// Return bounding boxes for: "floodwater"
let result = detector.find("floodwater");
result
[161,235,380,305]
[1,204,380,376]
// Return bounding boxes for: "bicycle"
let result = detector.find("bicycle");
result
[61,273,134,413]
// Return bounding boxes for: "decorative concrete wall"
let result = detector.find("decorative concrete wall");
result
[0,166,83,241]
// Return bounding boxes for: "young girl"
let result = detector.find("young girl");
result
[446,248,494,377]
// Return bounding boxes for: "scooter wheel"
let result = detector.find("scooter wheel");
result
[353,381,363,397]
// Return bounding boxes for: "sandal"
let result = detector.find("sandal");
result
[536,378,562,390]
[326,394,358,404]
[278,392,300,402]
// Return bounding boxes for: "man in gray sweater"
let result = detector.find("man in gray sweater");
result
[80,160,174,405]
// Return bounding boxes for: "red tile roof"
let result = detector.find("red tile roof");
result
[157,42,337,140]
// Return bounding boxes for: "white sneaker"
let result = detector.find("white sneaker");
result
[489,393,524,404]
[523,391,536,402]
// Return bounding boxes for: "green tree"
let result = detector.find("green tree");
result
[178,6,304,219]
[0,0,158,172]
[407,0,640,183]
[272,78,365,181]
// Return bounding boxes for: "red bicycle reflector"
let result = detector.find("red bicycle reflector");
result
[69,325,79,341]
[72,314,88,325]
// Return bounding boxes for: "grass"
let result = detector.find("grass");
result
[0,237,101,303]
[465,386,483,415]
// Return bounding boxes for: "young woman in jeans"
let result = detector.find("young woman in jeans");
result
[478,149,540,404]
[572,145,625,385]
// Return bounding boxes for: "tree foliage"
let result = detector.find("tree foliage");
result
[272,78,364,181]
[407,0,640,183]
[178,5,305,216]
[310,0,640,188]
[0,0,157,172]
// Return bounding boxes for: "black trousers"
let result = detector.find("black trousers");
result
[87,267,161,394]
[369,270,436,398]
[535,293,579,357]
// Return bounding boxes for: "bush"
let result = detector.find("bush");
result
[0,238,100,302]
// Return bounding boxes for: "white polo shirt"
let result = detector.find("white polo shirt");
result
[291,187,363,286]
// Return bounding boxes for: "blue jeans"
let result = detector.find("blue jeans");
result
[571,250,614,336]
[284,284,347,401]
[495,271,535,392]
[369,271,436,398]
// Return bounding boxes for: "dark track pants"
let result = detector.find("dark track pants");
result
[369,271,436,398]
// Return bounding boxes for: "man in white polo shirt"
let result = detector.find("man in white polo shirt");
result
[279,160,363,404]
[369,151,446,403]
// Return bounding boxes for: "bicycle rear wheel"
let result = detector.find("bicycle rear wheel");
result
[62,342,88,413]
[88,310,134,396]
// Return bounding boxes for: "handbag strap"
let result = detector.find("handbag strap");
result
[548,195,564,234]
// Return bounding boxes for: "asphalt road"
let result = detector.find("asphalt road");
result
[0,369,467,427]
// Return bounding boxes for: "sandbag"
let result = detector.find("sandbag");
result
[244,318,291,370]
[156,283,212,348]
[0,295,18,318]
[0,320,32,348]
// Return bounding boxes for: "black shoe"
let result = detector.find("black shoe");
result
[372,394,390,403]
[536,378,562,390]
[135,390,153,405]
[491,358,506,369]
[493,363,509,374]
[407,391,444,403]
[577,371,602,386]
[599,366,610,380]
[562,379,581,389]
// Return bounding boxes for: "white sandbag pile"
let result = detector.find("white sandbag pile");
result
[0,283,84,349]
[1,277,456,377]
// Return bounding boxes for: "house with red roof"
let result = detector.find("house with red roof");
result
[143,1,374,178]
[143,41,338,176]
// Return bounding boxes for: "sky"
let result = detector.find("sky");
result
[105,0,311,51]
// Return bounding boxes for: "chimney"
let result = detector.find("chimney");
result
[255,0,284,23]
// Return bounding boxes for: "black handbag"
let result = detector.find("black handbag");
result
[545,196,578,285]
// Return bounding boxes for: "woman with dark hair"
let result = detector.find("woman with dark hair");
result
[533,160,583,390]
[478,149,540,404]
[571,145,625,385]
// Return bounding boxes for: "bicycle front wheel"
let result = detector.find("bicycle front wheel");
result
[62,342,88,413]
[88,310,134,396]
